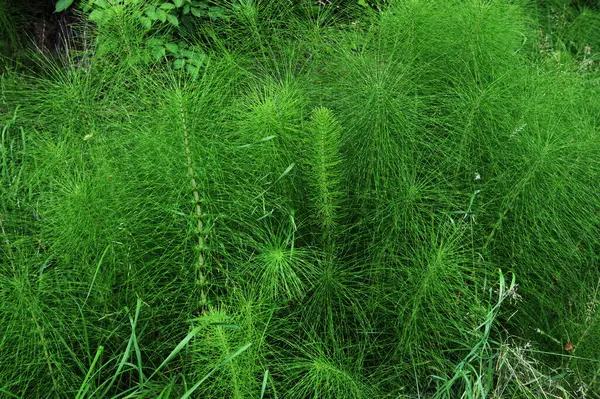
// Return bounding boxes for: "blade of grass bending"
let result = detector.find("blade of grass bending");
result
[0,386,22,399]
[84,244,111,306]
[253,163,296,200]
[75,345,104,399]
[147,325,205,381]
[237,135,277,148]
[129,309,146,385]
[101,299,142,397]
[180,343,252,399]
[260,369,269,399]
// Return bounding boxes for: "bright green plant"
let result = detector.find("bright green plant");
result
[56,0,228,77]
[2,0,600,397]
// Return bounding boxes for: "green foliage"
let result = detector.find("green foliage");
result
[2,0,600,397]
[56,0,229,76]
[55,0,76,13]
[533,0,600,70]
[0,2,16,55]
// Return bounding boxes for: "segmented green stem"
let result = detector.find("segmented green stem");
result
[179,97,207,306]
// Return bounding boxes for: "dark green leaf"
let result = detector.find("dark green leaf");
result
[190,7,205,17]
[55,0,74,13]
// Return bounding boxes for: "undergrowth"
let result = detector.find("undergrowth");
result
[1,0,599,397]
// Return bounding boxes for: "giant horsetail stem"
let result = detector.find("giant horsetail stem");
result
[179,93,207,306]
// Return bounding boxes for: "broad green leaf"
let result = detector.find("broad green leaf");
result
[165,42,179,54]
[208,6,226,20]
[94,0,109,8]
[191,7,205,17]
[147,37,164,47]
[152,45,166,59]
[157,9,168,23]
[187,56,203,67]
[140,17,153,30]
[55,0,74,13]
[182,50,197,59]
[357,0,369,6]
[183,4,190,14]
[174,58,185,69]
[145,6,158,20]
[173,0,184,7]
[166,13,179,26]
[160,2,176,10]
[186,64,199,77]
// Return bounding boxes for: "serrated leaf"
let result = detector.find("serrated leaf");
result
[166,13,179,26]
[55,0,75,13]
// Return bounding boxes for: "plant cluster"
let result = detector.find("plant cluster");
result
[1,0,600,397]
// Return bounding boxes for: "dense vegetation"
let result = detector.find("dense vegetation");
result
[1,0,599,397]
